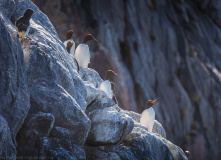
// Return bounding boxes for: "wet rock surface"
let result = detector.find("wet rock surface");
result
[0,0,190,159]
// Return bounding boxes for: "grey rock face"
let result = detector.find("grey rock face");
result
[24,79,90,145]
[38,0,221,159]
[0,0,193,159]
[84,124,177,160]
[85,84,134,145]
[0,116,16,159]
[38,137,86,160]
[0,1,30,151]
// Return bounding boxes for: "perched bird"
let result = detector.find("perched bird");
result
[140,98,159,132]
[184,151,190,158]
[74,34,96,68]
[15,8,34,39]
[66,42,79,73]
[64,30,75,56]
[100,70,117,100]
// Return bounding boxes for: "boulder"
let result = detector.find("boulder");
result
[86,100,134,145]
[0,116,16,159]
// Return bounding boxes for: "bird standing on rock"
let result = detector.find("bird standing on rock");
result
[74,34,96,68]
[140,98,159,132]
[64,30,75,56]
[100,70,117,101]
[15,8,34,39]
[66,42,80,73]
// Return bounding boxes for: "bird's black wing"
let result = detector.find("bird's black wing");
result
[113,94,118,105]
[15,17,30,31]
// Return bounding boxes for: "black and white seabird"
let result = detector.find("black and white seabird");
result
[15,8,34,39]
[100,70,117,99]
[74,34,96,68]
[64,30,75,56]
[140,98,159,132]
[66,42,79,73]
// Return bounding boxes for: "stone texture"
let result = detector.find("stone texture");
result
[0,116,16,159]
[0,0,30,151]
[34,0,221,159]
[84,123,182,160]
[0,0,202,159]
[85,95,134,145]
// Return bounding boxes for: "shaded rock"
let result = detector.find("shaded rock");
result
[38,137,86,160]
[0,0,15,18]
[27,79,90,145]
[84,125,175,160]
[36,0,221,158]
[86,98,134,145]
[26,112,55,138]
[132,123,187,160]
[0,116,16,159]
[84,146,121,160]
[50,127,71,140]
[161,138,188,160]
[13,0,87,111]
[0,6,30,147]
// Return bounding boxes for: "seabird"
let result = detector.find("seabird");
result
[99,70,117,100]
[184,151,190,158]
[140,98,159,132]
[74,34,96,68]
[64,30,75,56]
[15,8,34,39]
[66,42,79,73]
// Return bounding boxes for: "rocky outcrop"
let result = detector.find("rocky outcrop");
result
[0,0,188,159]
[33,0,221,159]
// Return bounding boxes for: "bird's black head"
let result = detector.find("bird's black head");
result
[82,34,96,44]
[24,8,34,18]
[144,98,159,109]
[66,30,74,40]
[104,70,117,80]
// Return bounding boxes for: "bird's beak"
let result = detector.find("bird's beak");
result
[151,97,159,105]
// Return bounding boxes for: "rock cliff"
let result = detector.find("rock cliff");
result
[30,0,221,159]
[0,0,189,159]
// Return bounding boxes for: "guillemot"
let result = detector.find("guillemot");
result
[99,70,117,100]
[66,42,79,73]
[140,98,159,132]
[64,30,75,56]
[74,34,96,68]
[15,8,34,39]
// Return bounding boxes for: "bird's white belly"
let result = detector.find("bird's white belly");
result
[74,44,90,68]
[100,80,113,98]
[140,107,155,132]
